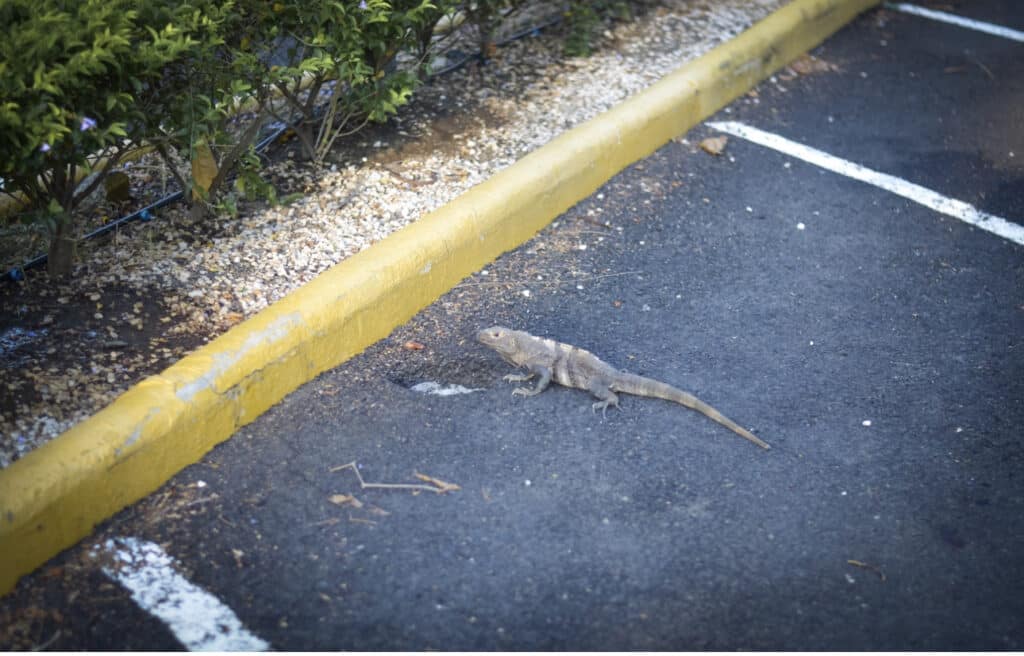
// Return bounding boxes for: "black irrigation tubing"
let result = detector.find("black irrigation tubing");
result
[3,12,564,284]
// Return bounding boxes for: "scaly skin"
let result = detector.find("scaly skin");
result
[476,326,770,450]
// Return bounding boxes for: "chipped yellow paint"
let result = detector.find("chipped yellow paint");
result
[0,0,878,595]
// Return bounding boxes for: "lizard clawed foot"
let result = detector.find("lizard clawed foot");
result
[591,399,619,419]
[512,387,538,397]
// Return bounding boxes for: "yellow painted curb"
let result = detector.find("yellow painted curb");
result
[0,0,879,595]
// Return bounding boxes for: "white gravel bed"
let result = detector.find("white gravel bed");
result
[0,0,786,468]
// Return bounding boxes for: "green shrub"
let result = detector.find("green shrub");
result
[0,0,227,276]
[408,0,462,77]
[250,0,442,164]
[563,0,632,57]
[462,0,528,60]
[146,3,277,223]
[1,0,653,279]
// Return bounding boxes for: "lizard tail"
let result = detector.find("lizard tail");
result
[612,373,771,450]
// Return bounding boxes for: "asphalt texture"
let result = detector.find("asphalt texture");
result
[3,1,1023,650]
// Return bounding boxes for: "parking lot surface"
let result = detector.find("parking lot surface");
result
[2,1,1022,650]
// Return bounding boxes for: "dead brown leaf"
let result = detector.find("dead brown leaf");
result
[403,340,426,351]
[328,493,364,508]
[700,136,728,156]
[414,472,462,493]
[789,53,837,76]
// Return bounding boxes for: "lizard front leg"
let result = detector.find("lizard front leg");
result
[511,366,551,397]
[503,372,534,383]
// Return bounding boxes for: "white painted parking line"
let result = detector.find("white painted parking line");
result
[96,537,270,651]
[707,120,1024,246]
[885,2,1024,43]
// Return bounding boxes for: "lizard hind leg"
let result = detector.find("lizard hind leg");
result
[589,385,620,418]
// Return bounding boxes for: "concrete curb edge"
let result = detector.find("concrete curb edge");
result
[0,0,879,595]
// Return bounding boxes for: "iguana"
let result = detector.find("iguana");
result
[476,326,770,450]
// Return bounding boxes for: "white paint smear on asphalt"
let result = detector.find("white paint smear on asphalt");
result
[411,381,483,396]
[707,121,1024,246]
[885,3,1024,43]
[98,537,269,651]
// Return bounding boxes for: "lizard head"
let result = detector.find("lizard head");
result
[476,326,518,357]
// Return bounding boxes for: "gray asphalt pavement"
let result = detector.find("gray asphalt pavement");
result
[2,1,1023,650]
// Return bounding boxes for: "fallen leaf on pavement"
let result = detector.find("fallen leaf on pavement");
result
[789,53,837,76]
[414,472,461,493]
[700,136,728,156]
[328,493,364,508]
